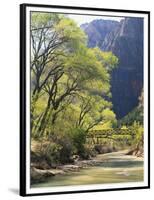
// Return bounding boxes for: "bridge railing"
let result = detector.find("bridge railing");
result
[87,128,135,138]
[86,128,135,145]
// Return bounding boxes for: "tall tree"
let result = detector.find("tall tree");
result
[30,12,118,138]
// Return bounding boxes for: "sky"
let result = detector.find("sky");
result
[68,14,124,26]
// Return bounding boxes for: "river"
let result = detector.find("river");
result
[32,150,143,188]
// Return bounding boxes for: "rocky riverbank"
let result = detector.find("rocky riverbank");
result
[31,149,143,184]
[31,157,105,184]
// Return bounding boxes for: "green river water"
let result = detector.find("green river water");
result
[32,151,143,188]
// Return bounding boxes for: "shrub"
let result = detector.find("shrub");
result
[70,128,87,157]
[131,121,143,148]
[42,142,62,166]
[81,144,97,159]
[58,136,75,164]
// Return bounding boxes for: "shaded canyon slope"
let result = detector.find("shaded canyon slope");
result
[81,19,119,48]
[81,18,143,119]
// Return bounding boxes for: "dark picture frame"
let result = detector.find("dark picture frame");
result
[20,3,150,196]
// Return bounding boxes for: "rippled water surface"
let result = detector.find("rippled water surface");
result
[32,151,143,188]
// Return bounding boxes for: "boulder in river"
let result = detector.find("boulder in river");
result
[31,167,65,184]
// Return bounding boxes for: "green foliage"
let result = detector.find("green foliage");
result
[44,143,62,165]
[31,12,62,29]
[101,108,117,127]
[55,17,87,46]
[57,135,75,164]
[30,12,119,165]
[70,128,87,157]
[93,48,118,72]
[118,106,143,127]
[36,142,62,166]
[131,121,143,147]
[118,90,144,127]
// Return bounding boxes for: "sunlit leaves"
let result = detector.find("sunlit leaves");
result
[93,48,119,71]
[30,12,118,139]
[55,18,86,42]
[31,12,62,30]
